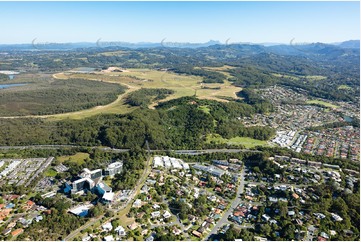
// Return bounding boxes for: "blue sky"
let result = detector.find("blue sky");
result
[0,1,359,44]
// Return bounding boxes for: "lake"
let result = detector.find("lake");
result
[0,83,28,89]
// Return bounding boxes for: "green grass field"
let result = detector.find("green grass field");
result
[57,152,90,165]
[44,168,57,177]
[306,100,339,109]
[206,134,268,148]
[338,85,352,90]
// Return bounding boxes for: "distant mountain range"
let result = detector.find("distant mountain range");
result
[0,40,359,51]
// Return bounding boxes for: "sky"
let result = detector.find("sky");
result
[0,1,359,44]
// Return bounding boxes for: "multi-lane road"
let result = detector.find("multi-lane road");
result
[0,145,261,155]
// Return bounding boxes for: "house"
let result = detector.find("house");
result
[103,235,114,241]
[146,235,155,241]
[214,208,222,214]
[295,219,303,225]
[128,222,138,230]
[262,214,271,221]
[141,185,149,194]
[208,195,217,202]
[197,226,205,233]
[163,211,171,219]
[136,212,145,219]
[314,213,326,219]
[269,197,278,203]
[153,204,160,210]
[292,193,300,199]
[133,199,142,208]
[192,230,202,238]
[2,228,11,236]
[151,211,161,218]
[330,213,343,222]
[234,211,245,217]
[11,228,24,237]
[23,200,35,210]
[288,211,295,216]
[35,215,43,222]
[115,226,126,236]
[188,215,196,223]
[0,208,12,221]
[102,222,113,231]
[320,232,329,239]
[269,219,278,224]
[172,227,182,235]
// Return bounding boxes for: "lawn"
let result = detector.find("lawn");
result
[206,134,268,148]
[44,168,57,177]
[57,152,90,165]
[306,100,339,109]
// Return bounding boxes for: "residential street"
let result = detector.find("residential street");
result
[204,167,246,240]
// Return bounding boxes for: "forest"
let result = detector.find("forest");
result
[125,88,174,107]
[0,78,126,116]
[0,96,274,150]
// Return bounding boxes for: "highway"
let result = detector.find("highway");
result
[0,145,261,155]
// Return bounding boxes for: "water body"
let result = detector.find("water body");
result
[0,83,28,89]
[344,116,353,122]
[70,67,97,73]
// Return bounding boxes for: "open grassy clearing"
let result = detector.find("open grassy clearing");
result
[271,73,326,82]
[57,152,90,165]
[199,65,236,78]
[305,75,327,81]
[271,73,300,81]
[44,168,57,177]
[49,68,242,118]
[206,134,269,148]
[306,99,339,109]
[338,84,352,90]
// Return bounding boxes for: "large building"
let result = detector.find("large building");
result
[152,156,190,170]
[71,168,102,194]
[71,178,95,194]
[193,164,226,177]
[104,161,123,177]
[81,168,102,180]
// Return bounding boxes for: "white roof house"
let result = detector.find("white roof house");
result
[163,210,172,219]
[115,226,126,236]
[151,211,161,218]
[103,235,114,241]
[102,222,113,231]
